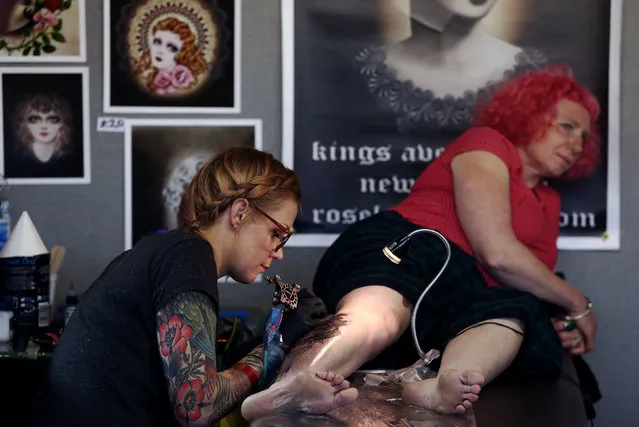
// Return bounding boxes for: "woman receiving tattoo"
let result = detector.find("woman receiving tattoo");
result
[29,147,355,427]
[242,67,599,420]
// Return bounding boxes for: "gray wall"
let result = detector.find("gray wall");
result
[2,1,635,425]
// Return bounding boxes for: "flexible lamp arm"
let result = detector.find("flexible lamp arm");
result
[383,228,451,360]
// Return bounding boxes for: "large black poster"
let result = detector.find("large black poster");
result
[282,0,621,250]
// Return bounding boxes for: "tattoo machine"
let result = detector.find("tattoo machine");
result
[259,274,301,388]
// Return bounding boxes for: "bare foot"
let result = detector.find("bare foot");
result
[401,369,485,414]
[241,370,359,421]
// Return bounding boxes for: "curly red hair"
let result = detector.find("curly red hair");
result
[473,65,601,180]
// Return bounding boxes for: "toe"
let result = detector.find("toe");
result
[462,371,486,386]
[332,374,344,385]
[469,384,482,394]
[463,393,479,403]
[334,387,359,407]
[315,371,330,381]
[462,400,473,409]
[333,379,350,391]
[455,404,466,414]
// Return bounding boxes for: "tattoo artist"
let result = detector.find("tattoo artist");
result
[29,148,329,427]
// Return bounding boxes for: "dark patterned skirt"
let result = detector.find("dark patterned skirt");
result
[312,210,564,378]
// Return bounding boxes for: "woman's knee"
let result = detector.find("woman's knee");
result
[335,286,411,351]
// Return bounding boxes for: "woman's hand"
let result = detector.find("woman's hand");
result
[279,288,328,348]
[567,296,598,353]
[552,311,598,355]
[574,312,598,353]
[552,316,584,354]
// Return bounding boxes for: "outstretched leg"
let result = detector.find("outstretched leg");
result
[402,318,524,414]
[280,286,411,377]
[241,286,411,421]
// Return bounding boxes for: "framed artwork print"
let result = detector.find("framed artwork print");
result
[0,66,91,185]
[124,118,263,249]
[0,0,87,62]
[104,0,240,114]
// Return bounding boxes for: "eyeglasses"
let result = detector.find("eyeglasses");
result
[248,201,294,251]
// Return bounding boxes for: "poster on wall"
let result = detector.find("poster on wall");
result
[124,118,262,250]
[282,0,621,250]
[0,67,91,184]
[0,0,87,62]
[104,0,240,114]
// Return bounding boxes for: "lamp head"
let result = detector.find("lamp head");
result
[382,234,411,264]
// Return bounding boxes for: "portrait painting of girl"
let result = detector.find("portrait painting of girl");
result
[133,17,207,96]
[15,93,73,164]
[105,0,238,113]
[0,68,90,184]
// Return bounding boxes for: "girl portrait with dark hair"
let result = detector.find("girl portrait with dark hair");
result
[0,69,89,184]
[14,94,73,163]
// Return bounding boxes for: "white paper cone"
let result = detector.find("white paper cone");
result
[0,211,48,258]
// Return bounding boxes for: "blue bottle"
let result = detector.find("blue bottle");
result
[0,200,10,251]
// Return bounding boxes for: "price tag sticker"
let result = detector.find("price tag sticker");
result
[97,117,126,133]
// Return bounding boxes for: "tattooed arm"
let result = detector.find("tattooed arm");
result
[156,290,264,427]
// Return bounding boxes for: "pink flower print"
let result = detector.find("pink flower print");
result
[153,70,173,94]
[153,65,195,94]
[171,65,195,89]
[33,9,59,32]
[159,315,192,356]
[175,380,206,421]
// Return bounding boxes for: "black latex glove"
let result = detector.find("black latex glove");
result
[279,288,328,348]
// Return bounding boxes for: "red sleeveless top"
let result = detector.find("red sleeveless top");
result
[390,127,560,287]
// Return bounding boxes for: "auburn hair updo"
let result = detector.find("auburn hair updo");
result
[179,147,301,233]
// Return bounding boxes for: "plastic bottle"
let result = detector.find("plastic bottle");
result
[64,283,79,327]
[0,199,10,250]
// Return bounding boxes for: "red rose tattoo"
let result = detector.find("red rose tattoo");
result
[156,291,265,425]
[159,315,192,356]
[176,379,206,421]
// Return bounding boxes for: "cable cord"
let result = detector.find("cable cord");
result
[456,321,525,337]
[406,229,451,360]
